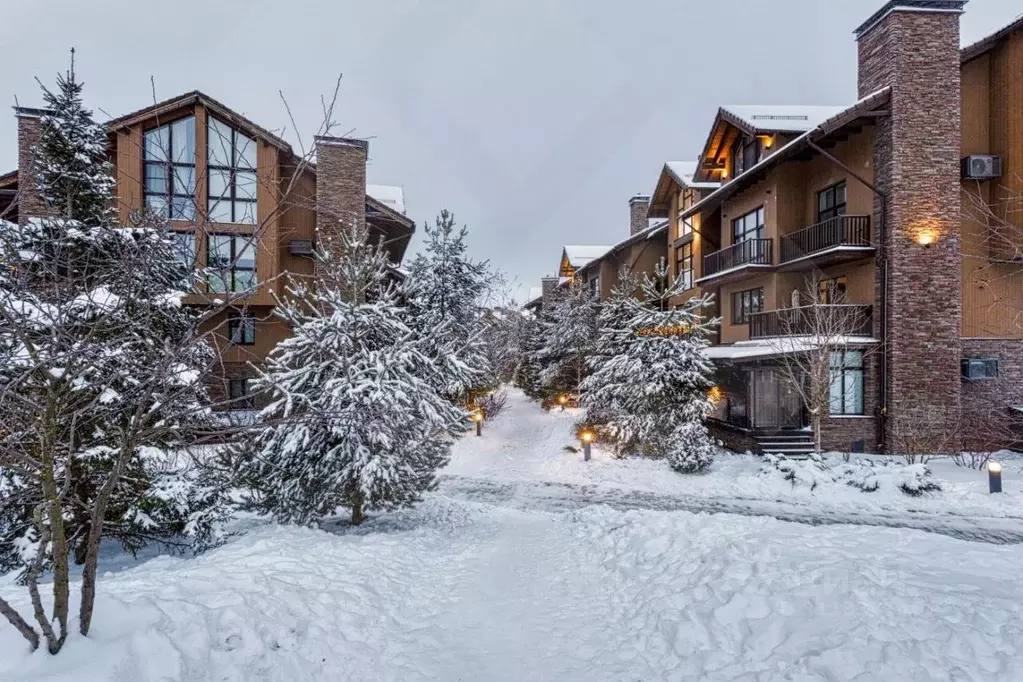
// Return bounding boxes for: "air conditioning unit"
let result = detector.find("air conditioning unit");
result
[288,239,314,256]
[961,357,999,380]
[962,155,1002,181]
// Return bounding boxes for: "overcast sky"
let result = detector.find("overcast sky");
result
[2,0,1020,300]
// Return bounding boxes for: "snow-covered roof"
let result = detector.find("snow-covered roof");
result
[367,185,406,215]
[527,286,543,301]
[664,161,720,190]
[704,336,878,361]
[563,245,612,269]
[720,105,849,134]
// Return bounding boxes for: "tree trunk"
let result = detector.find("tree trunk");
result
[814,415,823,455]
[351,498,365,526]
[0,595,39,651]
[38,452,69,652]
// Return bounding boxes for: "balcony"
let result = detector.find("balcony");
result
[778,215,873,269]
[749,304,873,340]
[699,238,773,285]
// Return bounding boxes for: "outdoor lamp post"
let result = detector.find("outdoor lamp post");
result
[471,411,483,437]
[557,394,568,411]
[579,430,594,461]
[989,461,1003,494]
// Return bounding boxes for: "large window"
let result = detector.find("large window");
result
[144,116,196,220]
[732,206,765,244]
[731,137,761,177]
[228,311,256,345]
[207,117,257,224]
[817,276,848,304]
[731,287,763,325]
[817,182,847,222]
[172,232,196,266]
[208,234,256,293]
[678,242,694,291]
[829,350,864,415]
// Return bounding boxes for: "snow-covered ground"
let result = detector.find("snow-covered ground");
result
[4,389,1023,680]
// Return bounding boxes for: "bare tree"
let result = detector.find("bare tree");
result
[768,275,874,455]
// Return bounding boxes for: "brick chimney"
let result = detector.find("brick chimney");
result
[629,195,651,236]
[15,107,52,223]
[855,1,966,441]
[314,135,368,252]
[541,276,560,299]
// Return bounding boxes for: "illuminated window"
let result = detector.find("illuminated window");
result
[817,276,848,304]
[678,242,694,291]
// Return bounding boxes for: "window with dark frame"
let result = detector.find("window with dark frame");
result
[732,206,765,244]
[207,234,256,293]
[731,287,763,325]
[228,378,254,409]
[172,232,196,266]
[817,182,847,222]
[144,116,196,220]
[817,276,848,304]
[228,311,256,345]
[743,137,761,171]
[732,143,744,177]
[207,117,258,225]
[678,242,694,291]
[829,350,864,415]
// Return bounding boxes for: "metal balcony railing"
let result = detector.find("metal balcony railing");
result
[703,238,773,278]
[749,304,873,339]
[779,215,871,264]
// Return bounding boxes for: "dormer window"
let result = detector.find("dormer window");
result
[207,117,257,224]
[144,116,196,220]
[731,136,761,178]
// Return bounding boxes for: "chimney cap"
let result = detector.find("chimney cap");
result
[313,135,369,151]
[854,1,966,39]
[629,195,651,205]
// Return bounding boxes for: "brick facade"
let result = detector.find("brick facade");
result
[313,135,368,249]
[857,5,965,447]
[15,110,49,223]
[961,339,1023,450]
[629,195,650,235]
[819,352,881,452]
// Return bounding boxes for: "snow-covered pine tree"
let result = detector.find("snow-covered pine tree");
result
[581,261,718,472]
[514,313,544,398]
[233,222,466,526]
[535,280,598,399]
[580,269,640,443]
[402,210,492,405]
[0,59,223,650]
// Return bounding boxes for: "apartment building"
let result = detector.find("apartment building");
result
[4,91,415,409]
[655,1,1023,453]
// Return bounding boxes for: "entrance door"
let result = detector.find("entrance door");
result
[751,368,805,430]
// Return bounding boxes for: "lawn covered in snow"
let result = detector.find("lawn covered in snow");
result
[4,389,1023,680]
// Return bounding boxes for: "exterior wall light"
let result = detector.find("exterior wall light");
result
[707,386,724,406]
[989,460,1002,494]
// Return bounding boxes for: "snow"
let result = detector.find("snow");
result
[562,244,612,268]
[704,336,878,360]
[366,184,406,214]
[721,105,849,133]
[665,160,720,189]
[5,391,1023,679]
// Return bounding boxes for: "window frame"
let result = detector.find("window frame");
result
[732,206,766,245]
[731,287,764,325]
[207,233,257,293]
[817,181,848,223]
[829,350,865,415]
[817,276,848,304]
[143,116,197,221]
[228,378,255,410]
[206,117,258,225]
[677,242,694,291]
[228,310,257,346]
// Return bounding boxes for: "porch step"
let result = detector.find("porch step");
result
[755,432,815,458]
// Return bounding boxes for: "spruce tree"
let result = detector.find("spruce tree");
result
[402,210,492,405]
[534,281,598,399]
[234,223,465,525]
[581,262,718,472]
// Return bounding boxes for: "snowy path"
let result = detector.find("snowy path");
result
[442,389,1023,544]
[5,390,1023,680]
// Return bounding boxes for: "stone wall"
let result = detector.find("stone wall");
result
[16,110,49,223]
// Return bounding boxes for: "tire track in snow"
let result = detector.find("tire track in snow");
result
[437,475,1023,545]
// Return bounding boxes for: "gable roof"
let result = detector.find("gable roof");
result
[961,13,1023,63]
[563,244,613,269]
[649,161,721,219]
[574,219,670,277]
[105,90,293,153]
[681,88,892,223]
[719,105,849,135]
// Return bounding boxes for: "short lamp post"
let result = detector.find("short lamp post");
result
[579,430,594,461]
[471,411,483,437]
[989,461,1003,494]
[557,394,569,412]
